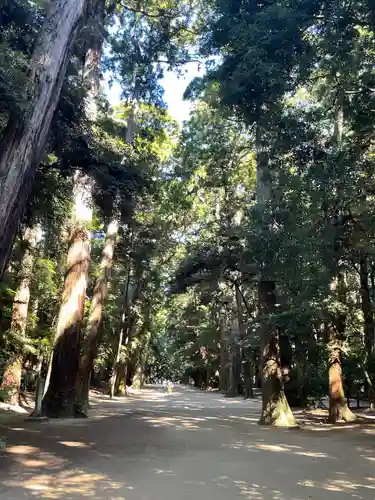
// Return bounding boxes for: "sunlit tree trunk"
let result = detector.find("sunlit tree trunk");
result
[258,281,297,426]
[256,123,296,427]
[0,0,87,279]
[74,0,113,413]
[132,340,150,391]
[76,220,118,412]
[1,227,39,404]
[42,228,90,417]
[325,97,356,423]
[326,322,356,423]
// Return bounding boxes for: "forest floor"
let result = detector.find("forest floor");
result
[1,386,375,499]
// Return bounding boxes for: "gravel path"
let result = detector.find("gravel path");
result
[0,386,375,499]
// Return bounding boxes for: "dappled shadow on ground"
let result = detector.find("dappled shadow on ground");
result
[0,428,132,499]
[294,407,375,436]
[1,387,375,499]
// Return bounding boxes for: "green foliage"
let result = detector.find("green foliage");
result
[0,0,44,121]
[2,0,375,414]
[0,386,12,403]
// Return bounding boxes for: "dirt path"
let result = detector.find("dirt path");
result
[0,386,375,499]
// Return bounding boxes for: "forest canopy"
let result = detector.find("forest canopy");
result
[0,0,374,426]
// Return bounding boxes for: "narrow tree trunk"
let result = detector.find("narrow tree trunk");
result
[1,227,39,405]
[359,252,375,408]
[219,315,229,393]
[109,267,131,398]
[109,329,124,398]
[235,285,253,398]
[258,281,297,426]
[360,252,374,358]
[42,229,90,417]
[227,318,241,397]
[125,79,141,144]
[76,220,118,413]
[132,324,151,390]
[295,339,307,406]
[0,0,87,278]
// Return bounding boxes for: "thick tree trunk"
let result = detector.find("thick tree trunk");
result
[132,362,143,390]
[0,0,87,278]
[326,270,357,423]
[327,335,356,423]
[42,229,90,417]
[1,227,39,405]
[114,363,126,395]
[83,0,106,121]
[76,220,118,413]
[256,122,296,427]
[258,281,297,427]
[73,0,107,413]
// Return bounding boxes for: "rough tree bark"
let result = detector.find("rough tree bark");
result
[73,0,112,413]
[258,281,297,426]
[76,220,118,412]
[325,97,356,423]
[42,228,90,417]
[1,227,39,405]
[0,0,87,279]
[82,0,106,121]
[256,123,296,427]
[326,321,357,423]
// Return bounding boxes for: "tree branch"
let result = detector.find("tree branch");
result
[119,2,180,19]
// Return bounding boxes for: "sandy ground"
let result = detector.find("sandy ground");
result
[0,386,375,499]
